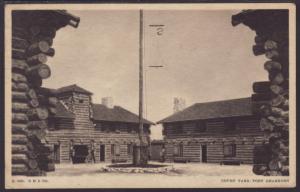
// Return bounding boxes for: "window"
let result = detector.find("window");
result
[127,144,133,155]
[224,119,236,132]
[195,121,206,132]
[224,144,236,157]
[174,144,183,157]
[79,99,84,103]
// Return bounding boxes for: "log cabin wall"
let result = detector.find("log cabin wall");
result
[162,116,265,164]
[11,10,80,176]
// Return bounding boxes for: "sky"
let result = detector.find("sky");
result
[44,10,268,140]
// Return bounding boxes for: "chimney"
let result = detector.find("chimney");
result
[102,97,114,109]
[173,97,186,113]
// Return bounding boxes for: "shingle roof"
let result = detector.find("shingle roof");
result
[157,98,253,124]
[56,84,93,95]
[54,101,75,119]
[92,104,154,125]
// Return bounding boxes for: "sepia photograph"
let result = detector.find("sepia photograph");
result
[4,3,296,188]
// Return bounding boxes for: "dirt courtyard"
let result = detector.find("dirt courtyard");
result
[48,161,256,177]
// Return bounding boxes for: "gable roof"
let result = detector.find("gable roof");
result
[54,101,75,119]
[92,104,154,125]
[56,84,93,95]
[157,98,253,124]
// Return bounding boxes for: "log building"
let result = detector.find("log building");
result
[158,98,266,164]
[45,84,153,164]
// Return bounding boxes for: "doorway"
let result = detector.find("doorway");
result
[201,145,207,163]
[73,145,89,164]
[100,145,105,162]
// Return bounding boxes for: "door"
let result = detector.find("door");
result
[201,145,207,163]
[100,145,105,162]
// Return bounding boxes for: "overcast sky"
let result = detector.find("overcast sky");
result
[44,10,268,139]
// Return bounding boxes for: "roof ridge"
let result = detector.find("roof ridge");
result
[157,97,252,124]
[194,97,251,105]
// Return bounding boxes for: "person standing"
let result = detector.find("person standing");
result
[90,140,96,163]
[161,147,166,163]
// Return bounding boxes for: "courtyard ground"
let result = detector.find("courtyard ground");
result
[48,161,256,177]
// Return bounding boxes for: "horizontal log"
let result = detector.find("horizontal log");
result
[12,113,28,123]
[12,91,28,101]
[12,154,28,164]
[264,60,282,71]
[12,144,28,154]
[27,120,47,129]
[12,48,26,59]
[265,50,279,59]
[27,41,50,56]
[252,81,270,93]
[264,40,278,50]
[12,82,29,92]
[12,37,29,49]
[12,134,28,144]
[26,64,51,79]
[12,59,28,71]
[26,53,47,65]
[27,107,49,120]
[12,73,27,83]
[12,102,29,113]
[12,163,28,175]
[12,123,27,134]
